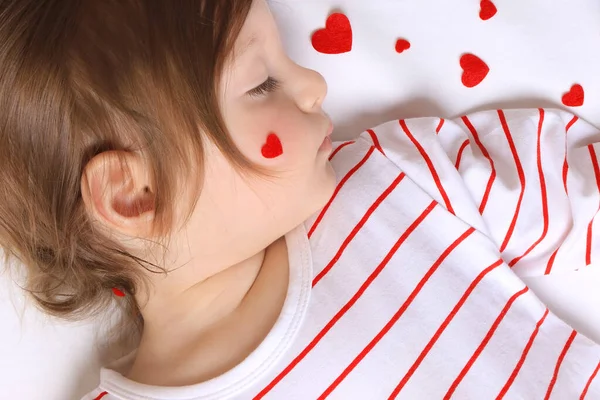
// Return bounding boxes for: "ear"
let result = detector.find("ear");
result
[81,151,156,238]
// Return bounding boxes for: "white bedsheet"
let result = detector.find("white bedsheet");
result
[2,1,600,399]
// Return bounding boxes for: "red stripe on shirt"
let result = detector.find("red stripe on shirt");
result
[320,227,476,400]
[309,146,375,238]
[563,159,569,195]
[461,116,496,214]
[566,115,579,132]
[400,119,455,214]
[454,139,470,170]
[389,258,503,398]
[551,116,577,270]
[562,116,578,194]
[444,286,529,399]
[367,129,386,155]
[546,112,575,274]
[545,248,559,275]
[586,145,600,265]
[509,109,548,267]
[436,118,445,134]
[498,110,527,253]
[581,361,600,400]
[254,201,437,400]
[329,140,356,161]
[547,115,575,272]
[313,172,406,286]
[587,219,594,265]
[93,392,109,400]
[497,308,550,399]
[545,330,578,400]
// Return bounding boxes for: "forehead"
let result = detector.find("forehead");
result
[233,0,278,59]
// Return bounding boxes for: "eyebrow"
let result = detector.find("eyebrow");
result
[236,34,259,60]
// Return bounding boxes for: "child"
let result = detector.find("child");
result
[0,0,599,399]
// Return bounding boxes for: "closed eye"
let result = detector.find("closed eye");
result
[247,77,280,98]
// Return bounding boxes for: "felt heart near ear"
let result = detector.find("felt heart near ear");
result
[395,39,411,54]
[261,133,284,159]
[311,13,353,54]
[562,84,584,107]
[460,53,490,88]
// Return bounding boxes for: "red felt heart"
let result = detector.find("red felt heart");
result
[112,288,125,297]
[479,0,497,21]
[395,39,411,53]
[460,54,490,88]
[311,13,352,54]
[261,133,283,159]
[562,84,585,107]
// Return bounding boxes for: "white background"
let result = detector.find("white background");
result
[2,1,600,398]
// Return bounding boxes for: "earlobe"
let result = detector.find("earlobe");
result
[81,151,156,237]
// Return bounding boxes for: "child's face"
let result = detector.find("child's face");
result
[173,0,335,273]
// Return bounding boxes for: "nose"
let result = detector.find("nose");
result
[290,64,328,114]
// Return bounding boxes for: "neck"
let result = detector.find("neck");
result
[143,250,265,337]
[128,237,289,386]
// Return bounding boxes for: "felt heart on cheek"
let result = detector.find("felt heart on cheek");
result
[562,84,585,107]
[479,0,497,20]
[395,39,411,53]
[112,288,125,297]
[261,133,283,159]
[460,53,489,88]
[311,13,352,54]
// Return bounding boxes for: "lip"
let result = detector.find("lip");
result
[318,117,334,152]
[326,120,334,136]
[319,135,332,152]
[319,121,334,152]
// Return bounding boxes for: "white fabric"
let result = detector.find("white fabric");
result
[83,109,600,399]
[3,1,600,399]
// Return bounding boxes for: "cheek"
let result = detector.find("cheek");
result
[257,126,312,169]
[226,100,318,166]
[243,124,313,166]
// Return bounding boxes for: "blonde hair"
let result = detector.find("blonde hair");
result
[0,0,254,322]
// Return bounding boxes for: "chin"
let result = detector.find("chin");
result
[292,161,337,227]
[313,161,337,209]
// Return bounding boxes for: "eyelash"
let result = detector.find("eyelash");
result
[247,77,280,97]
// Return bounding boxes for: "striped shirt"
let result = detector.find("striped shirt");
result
[85,109,600,400]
